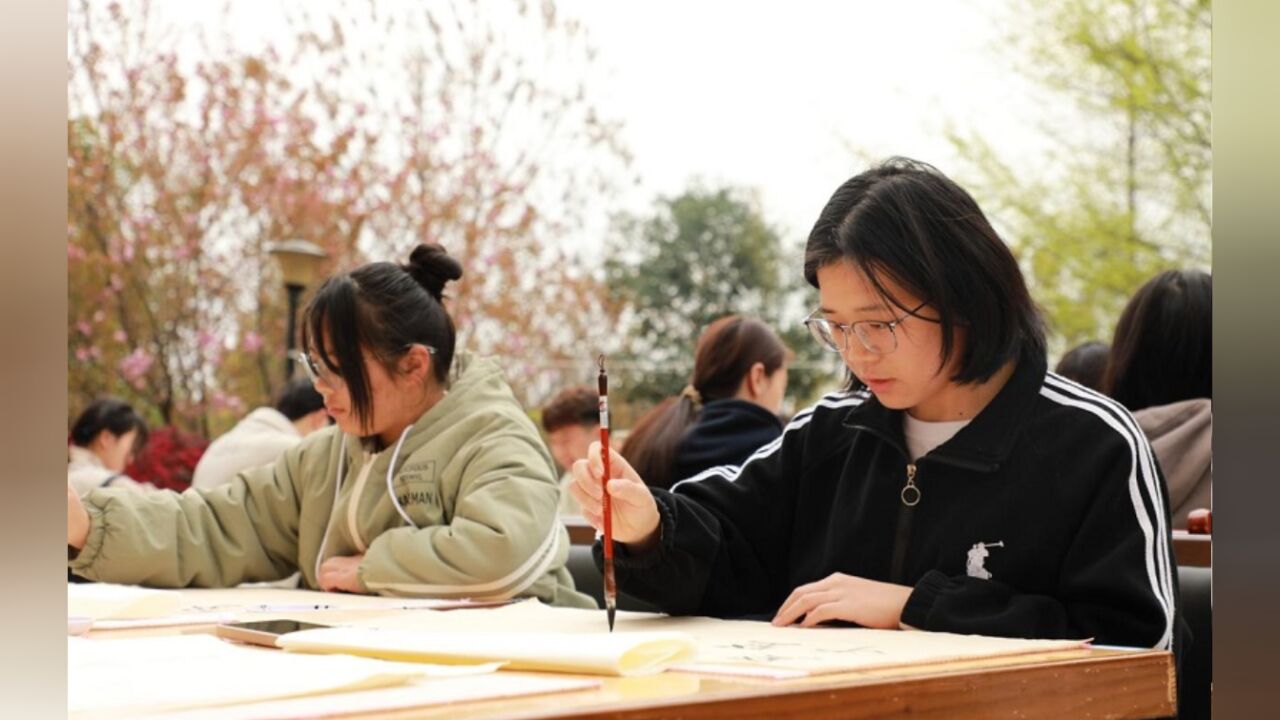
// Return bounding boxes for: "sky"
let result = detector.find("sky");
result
[558,0,1060,249]
[145,0,1069,259]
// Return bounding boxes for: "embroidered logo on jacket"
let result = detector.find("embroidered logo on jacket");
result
[394,461,439,511]
[966,541,1004,580]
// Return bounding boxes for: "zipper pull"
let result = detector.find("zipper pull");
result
[901,463,921,506]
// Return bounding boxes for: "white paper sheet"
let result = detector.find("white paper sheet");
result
[67,583,184,620]
[91,611,238,631]
[71,585,515,630]
[143,674,601,720]
[174,586,519,614]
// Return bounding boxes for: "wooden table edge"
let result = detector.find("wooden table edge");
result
[419,648,1175,720]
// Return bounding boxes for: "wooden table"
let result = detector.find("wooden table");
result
[565,516,596,546]
[1172,531,1211,567]
[339,647,1175,719]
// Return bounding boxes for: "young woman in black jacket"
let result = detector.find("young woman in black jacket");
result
[569,158,1182,659]
[621,314,790,491]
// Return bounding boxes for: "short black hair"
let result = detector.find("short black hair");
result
[1054,341,1110,392]
[275,377,326,421]
[70,397,149,451]
[1104,269,1211,411]
[804,157,1046,387]
[302,243,463,433]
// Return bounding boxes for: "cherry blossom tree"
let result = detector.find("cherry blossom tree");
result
[68,0,628,433]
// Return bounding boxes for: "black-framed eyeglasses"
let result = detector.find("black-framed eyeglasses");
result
[803,301,929,355]
[297,343,437,386]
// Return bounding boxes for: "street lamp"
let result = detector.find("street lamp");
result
[266,239,328,380]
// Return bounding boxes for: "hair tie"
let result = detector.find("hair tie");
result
[680,385,703,408]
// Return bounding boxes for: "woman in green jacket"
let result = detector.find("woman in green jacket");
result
[67,243,593,608]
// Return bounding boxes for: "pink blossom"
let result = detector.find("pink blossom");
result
[113,330,127,343]
[109,274,124,292]
[242,331,264,353]
[75,347,91,362]
[211,391,245,413]
[76,320,92,337]
[92,309,105,323]
[196,329,218,350]
[67,244,87,262]
[119,347,154,383]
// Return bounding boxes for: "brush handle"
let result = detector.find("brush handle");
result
[597,362,613,563]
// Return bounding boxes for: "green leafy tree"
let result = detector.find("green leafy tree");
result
[947,0,1210,351]
[604,185,837,408]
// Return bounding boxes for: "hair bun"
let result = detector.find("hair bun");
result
[405,243,463,302]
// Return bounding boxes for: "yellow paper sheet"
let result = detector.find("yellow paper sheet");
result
[67,634,495,718]
[279,626,697,677]
[337,600,1088,678]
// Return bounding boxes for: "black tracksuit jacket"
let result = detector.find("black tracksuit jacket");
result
[598,352,1183,657]
[669,398,784,488]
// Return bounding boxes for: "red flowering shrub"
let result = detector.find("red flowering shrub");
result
[124,427,208,492]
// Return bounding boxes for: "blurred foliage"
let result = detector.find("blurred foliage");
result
[947,0,1210,354]
[604,185,839,411]
[123,426,209,492]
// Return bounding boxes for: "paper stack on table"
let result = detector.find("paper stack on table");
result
[69,634,599,719]
[139,674,602,720]
[67,634,441,718]
[326,600,1089,680]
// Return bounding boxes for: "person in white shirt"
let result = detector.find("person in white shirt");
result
[191,378,330,490]
[67,398,151,494]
